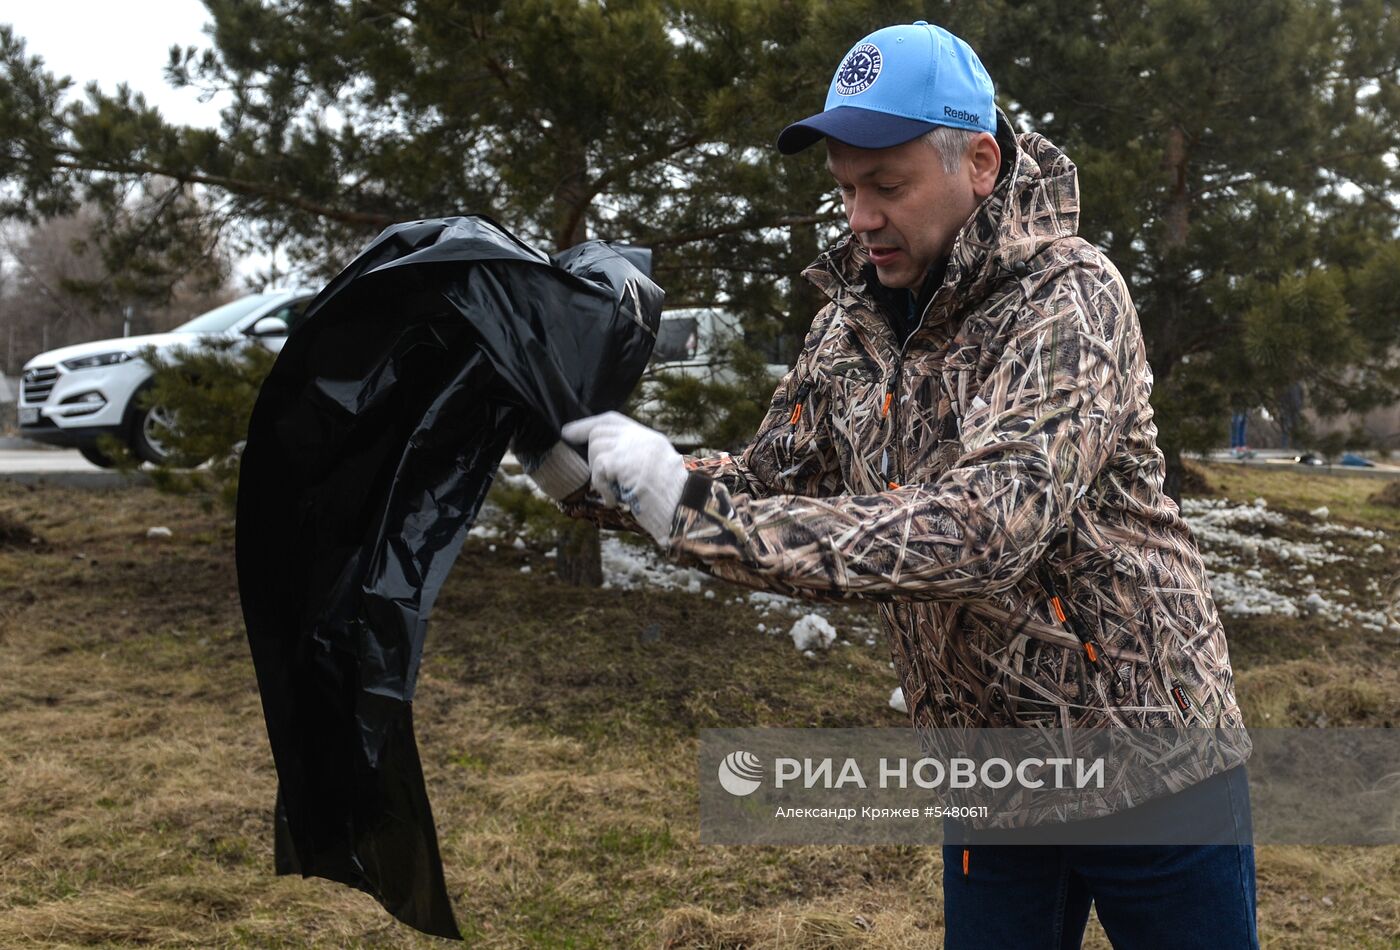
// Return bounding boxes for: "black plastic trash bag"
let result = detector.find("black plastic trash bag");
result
[235,215,662,939]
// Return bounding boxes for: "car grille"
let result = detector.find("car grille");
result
[22,366,59,403]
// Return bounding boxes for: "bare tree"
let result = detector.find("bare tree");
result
[0,191,234,369]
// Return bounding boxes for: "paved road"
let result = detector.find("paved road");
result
[0,441,149,487]
[1,449,109,473]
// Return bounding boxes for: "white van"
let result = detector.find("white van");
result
[632,307,791,451]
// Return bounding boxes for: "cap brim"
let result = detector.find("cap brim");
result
[776,107,940,154]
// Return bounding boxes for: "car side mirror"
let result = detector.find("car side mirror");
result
[248,316,289,337]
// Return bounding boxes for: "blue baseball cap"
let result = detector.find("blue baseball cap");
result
[777,21,996,154]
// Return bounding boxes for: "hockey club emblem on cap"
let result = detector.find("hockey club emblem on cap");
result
[834,43,882,96]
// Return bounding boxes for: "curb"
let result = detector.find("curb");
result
[0,470,153,489]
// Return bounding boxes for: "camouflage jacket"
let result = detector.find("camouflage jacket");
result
[563,118,1250,819]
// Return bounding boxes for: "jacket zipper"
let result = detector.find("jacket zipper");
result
[884,291,939,489]
[788,381,812,427]
[1037,565,1127,699]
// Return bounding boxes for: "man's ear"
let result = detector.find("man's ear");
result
[968,132,1001,199]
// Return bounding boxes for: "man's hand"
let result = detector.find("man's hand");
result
[513,438,591,502]
[560,411,687,545]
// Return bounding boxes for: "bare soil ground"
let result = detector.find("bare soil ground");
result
[0,464,1396,948]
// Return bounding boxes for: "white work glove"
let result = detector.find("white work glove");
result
[560,411,688,545]
[513,438,590,502]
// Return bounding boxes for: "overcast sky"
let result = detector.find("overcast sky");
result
[0,2,289,283]
[1,0,227,128]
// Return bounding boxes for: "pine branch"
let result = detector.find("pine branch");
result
[645,212,842,248]
[49,153,398,229]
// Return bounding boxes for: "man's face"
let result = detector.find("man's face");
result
[826,135,989,291]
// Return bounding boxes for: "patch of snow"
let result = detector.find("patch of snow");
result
[790,613,837,652]
[1181,498,1346,567]
[599,534,710,592]
[1182,496,1400,631]
[1313,522,1385,539]
[889,687,907,714]
[1207,570,1300,618]
[1301,592,1345,621]
[1347,606,1392,629]
[748,590,805,615]
[495,470,551,502]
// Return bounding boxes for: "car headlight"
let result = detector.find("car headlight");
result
[61,351,133,370]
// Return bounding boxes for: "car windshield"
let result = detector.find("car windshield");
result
[653,317,698,362]
[173,294,282,334]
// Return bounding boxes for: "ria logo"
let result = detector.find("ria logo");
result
[717,750,763,796]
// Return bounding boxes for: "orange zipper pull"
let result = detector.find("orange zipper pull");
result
[881,391,893,416]
[789,382,812,428]
[1041,569,1120,695]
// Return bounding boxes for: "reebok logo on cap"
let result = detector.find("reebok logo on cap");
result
[944,106,981,125]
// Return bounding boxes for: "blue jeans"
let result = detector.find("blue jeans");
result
[942,766,1258,949]
[1230,412,1249,449]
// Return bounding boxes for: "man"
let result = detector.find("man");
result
[523,21,1256,948]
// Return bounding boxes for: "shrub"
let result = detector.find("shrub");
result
[102,340,277,511]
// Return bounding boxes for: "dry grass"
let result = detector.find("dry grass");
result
[0,473,1396,948]
[1369,480,1400,509]
[1199,460,1400,532]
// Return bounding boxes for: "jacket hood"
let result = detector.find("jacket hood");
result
[808,107,1082,315]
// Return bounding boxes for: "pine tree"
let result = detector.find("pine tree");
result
[941,0,1400,497]
[3,0,1397,515]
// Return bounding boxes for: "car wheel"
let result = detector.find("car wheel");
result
[79,444,119,468]
[132,402,188,465]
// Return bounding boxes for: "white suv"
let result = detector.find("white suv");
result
[18,289,317,467]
